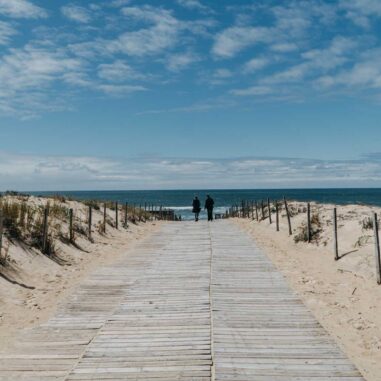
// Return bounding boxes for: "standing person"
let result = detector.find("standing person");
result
[205,195,214,222]
[192,196,201,222]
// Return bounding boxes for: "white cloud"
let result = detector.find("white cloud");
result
[213,69,233,78]
[316,48,381,90]
[97,60,144,81]
[97,84,146,95]
[340,0,381,28]
[0,43,85,117]
[212,2,337,59]
[243,58,269,73]
[166,51,200,72]
[107,6,180,56]
[270,43,299,53]
[263,36,357,85]
[230,86,273,96]
[176,0,210,12]
[110,0,131,7]
[61,5,91,23]
[212,26,273,58]
[0,0,47,19]
[0,21,17,45]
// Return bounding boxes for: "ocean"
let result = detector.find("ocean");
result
[29,189,381,221]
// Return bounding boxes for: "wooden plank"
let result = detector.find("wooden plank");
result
[209,221,365,380]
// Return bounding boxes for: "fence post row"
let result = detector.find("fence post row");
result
[373,213,381,285]
[69,208,74,242]
[0,210,3,257]
[276,201,279,232]
[103,203,107,233]
[42,206,49,254]
[88,206,92,239]
[115,202,118,230]
[333,208,339,261]
[307,202,311,243]
[261,200,264,220]
[284,197,292,236]
[267,198,272,224]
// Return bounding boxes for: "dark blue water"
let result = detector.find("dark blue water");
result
[29,189,381,221]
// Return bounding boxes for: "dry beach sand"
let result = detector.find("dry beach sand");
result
[0,195,159,351]
[236,202,381,381]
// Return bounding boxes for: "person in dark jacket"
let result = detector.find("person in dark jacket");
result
[205,195,214,221]
[192,196,201,222]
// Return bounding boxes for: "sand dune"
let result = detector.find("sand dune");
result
[0,195,159,351]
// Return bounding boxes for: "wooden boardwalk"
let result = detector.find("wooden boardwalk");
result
[0,221,364,380]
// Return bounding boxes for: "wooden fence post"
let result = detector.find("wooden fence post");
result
[103,203,107,233]
[333,208,339,261]
[268,198,272,224]
[255,201,259,221]
[42,206,49,254]
[284,197,292,236]
[261,200,264,220]
[0,210,3,258]
[125,202,128,227]
[251,201,254,219]
[276,201,279,232]
[69,208,74,242]
[373,213,381,285]
[307,203,311,243]
[88,206,92,239]
[115,202,118,229]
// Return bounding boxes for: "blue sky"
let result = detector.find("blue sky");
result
[1,0,381,190]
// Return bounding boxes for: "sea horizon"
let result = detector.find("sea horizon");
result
[19,188,381,221]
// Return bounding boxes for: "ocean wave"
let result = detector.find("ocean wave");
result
[168,206,193,211]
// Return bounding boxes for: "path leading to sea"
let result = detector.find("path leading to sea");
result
[0,221,364,380]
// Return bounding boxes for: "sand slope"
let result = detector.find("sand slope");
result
[0,196,158,351]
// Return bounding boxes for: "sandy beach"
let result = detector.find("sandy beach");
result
[0,195,159,351]
[235,201,381,381]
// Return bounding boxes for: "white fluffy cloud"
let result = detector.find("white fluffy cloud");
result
[213,26,273,58]
[340,0,381,28]
[97,61,144,81]
[243,58,269,73]
[177,0,210,13]
[61,5,91,23]
[0,0,47,19]
[166,51,200,72]
[230,86,273,96]
[0,21,17,45]
[0,44,85,117]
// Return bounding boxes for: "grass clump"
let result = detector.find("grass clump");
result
[84,200,100,211]
[294,213,322,243]
[360,217,374,230]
